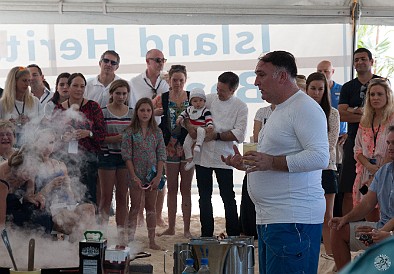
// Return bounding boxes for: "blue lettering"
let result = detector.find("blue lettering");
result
[6,36,19,62]
[261,24,270,53]
[41,38,55,61]
[168,34,189,56]
[194,33,217,55]
[236,32,255,54]
[222,25,230,54]
[139,28,163,56]
[237,71,260,103]
[87,28,115,59]
[60,39,82,60]
[27,30,35,61]
[186,83,205,91]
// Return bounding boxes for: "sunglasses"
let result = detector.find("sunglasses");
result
[101,58,119,66]
[359,84,368,106]
[148,57,167,64]
[369,77,391,86]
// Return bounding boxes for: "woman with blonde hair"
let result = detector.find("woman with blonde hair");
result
[0,147,47,231]
[0,66,40,146]
[353,78,394,221]
[32,128,96,240]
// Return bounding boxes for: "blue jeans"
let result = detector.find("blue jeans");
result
[195,165,239,237]
[257,223,322,274]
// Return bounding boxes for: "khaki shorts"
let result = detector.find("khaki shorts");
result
[349,221,377,251]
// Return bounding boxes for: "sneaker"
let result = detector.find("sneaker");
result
[194,145,201,153]
[184,161,195,171]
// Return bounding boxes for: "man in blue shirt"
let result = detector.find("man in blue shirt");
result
[317,60,347,142]
[329,125,394,271]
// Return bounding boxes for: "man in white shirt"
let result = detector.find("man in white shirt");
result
[223,51,329,274]
[191,71,248,238]
[27,64,53,113]
[129,49,169,108]
[85,50,124,107]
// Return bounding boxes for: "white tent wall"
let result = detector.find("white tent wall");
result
[0,22,353,141]
[0,0,392,25]
[0,0,392,139]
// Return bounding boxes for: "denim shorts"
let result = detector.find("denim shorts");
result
[257,223,322,274]
[98,153,126,170]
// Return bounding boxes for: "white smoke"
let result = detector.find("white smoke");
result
[0,225,143,269]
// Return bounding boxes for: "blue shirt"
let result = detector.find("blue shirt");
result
[331,81,347,136]
[370,162,394,229]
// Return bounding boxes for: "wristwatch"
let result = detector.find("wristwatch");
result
[216,132,221,140]
[89,131,93,138]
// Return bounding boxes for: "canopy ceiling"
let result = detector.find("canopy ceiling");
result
[0,0,393,25]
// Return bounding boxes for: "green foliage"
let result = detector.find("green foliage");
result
[357,25,394,78]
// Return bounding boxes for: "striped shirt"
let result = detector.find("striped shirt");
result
[101,106,133,155]
[179,106,213,127]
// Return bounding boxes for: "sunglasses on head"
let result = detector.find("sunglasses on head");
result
[101,58,119,66]
[148,57,167,64]
[369,77,391,86]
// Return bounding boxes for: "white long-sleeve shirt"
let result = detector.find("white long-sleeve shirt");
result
[248,91,329,225]
[193,93,248,169]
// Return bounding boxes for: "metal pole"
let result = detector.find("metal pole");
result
[351,0,361,79]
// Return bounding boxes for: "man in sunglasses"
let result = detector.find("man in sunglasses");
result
[85,50,125,107]
[129,49,169,111]
[338,48,381,216]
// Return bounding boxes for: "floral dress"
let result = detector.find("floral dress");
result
[353,115,394,206]
[165,100,190,161]
[121,127,166,185]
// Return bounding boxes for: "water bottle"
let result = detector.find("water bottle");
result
[182,258,197,273]
[197,258,210,273]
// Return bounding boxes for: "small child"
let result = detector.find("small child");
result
[176,88,214,171]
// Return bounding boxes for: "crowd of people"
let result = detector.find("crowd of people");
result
[0,46,393,272]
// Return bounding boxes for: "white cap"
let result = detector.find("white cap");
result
[190,87,206,101]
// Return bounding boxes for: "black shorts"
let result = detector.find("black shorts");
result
[338,137,357,193]
[98,153,126,170]
[322,170,338,194]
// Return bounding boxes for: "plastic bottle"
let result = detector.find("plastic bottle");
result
[197,258,210,273]
[182,258,197,273]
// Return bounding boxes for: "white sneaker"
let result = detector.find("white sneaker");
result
[194,145,201,153]
[184,161,195,171]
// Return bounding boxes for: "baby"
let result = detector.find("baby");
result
[176,88,214,171]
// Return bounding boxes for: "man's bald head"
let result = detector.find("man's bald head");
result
[317,60,335,83]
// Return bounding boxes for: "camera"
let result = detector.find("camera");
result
[359,184,368,195]
[359,233,373,244]
[369,158,377,165]
[141,183,150,190]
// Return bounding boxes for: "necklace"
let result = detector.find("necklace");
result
[144,77,162,99]
[371,113,381,157]
[67,99,84,110]
[171,90,183,100]
[14,100,25,116]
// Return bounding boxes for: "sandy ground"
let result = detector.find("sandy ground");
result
[0,191,341,273]
[0,166,352,274]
